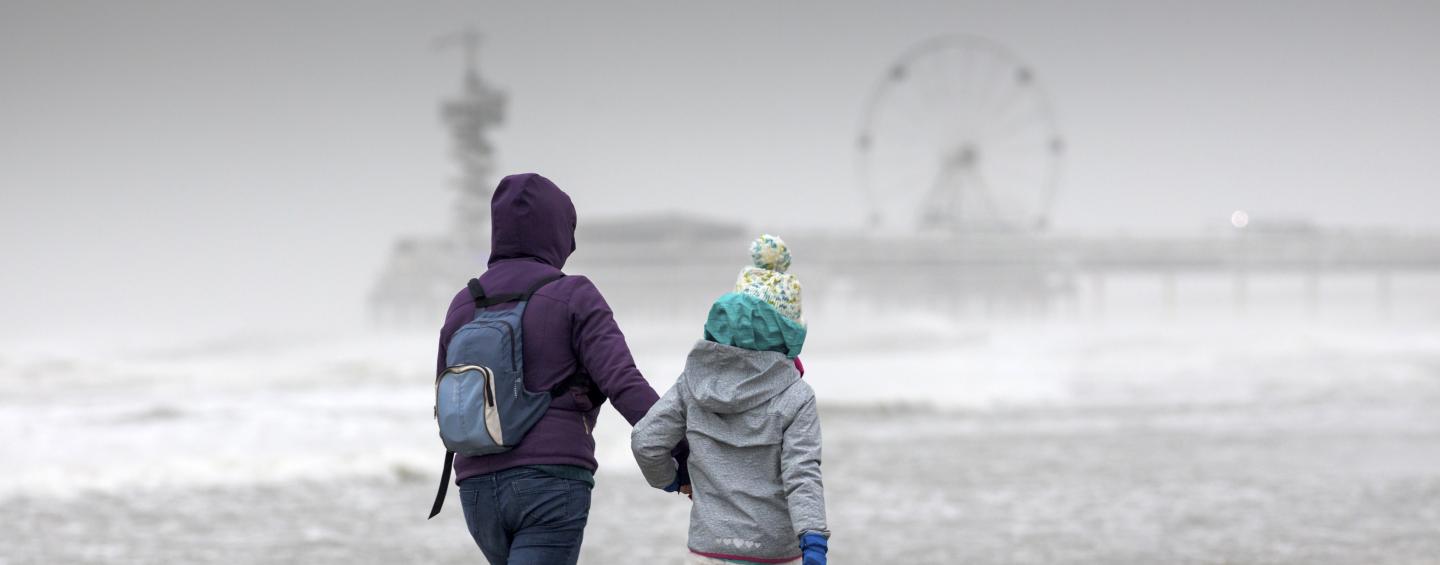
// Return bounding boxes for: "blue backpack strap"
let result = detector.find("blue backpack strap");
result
[469,274,565,308]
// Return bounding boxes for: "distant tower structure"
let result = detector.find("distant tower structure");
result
[367,29,508,326]
[436,28,506,251]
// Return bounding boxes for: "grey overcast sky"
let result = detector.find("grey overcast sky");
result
[2,0,1439,341]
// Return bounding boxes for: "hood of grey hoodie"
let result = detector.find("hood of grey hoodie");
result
[680,340,803,450]
[684,340,800,415]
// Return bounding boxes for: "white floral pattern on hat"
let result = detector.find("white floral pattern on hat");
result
[735,234,803,324]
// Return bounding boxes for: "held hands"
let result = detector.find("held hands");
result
[662,476,692,497]
[800,532,828,565]
[662,451,692,496]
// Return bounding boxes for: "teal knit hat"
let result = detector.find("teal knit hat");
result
[703,292,807,359]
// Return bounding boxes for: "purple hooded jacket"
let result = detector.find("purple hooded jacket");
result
[437,173,676,482]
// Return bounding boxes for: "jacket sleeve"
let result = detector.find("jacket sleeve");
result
[436,290,470,377]
[630,382,686,489]
[781,395,828,538]
[432,315,449,377]
[568,277,660,425]
[436,326,450,377]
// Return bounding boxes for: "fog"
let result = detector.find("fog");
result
[5,0,1440,341]
[4,1,1440,564]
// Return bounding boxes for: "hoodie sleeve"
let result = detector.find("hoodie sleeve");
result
[436,330,447,377]
[781,395,828,539]
[630,382,686,489]
[436,291,470,377]
[568,276,660,425]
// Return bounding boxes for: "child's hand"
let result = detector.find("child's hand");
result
[679,484,692,499]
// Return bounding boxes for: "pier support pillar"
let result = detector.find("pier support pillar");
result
[1161,270,1177,320]
[1090,272,1105,320]
[1232,270,1248,316]
[1305,269,1321,320]
[1378,270,1392,322]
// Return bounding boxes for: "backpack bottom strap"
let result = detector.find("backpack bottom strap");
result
[428,450,456,519]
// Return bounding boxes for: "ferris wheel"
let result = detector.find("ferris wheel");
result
[857,36,1063,233]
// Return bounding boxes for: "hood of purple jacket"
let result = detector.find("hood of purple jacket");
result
[488,172,577,268]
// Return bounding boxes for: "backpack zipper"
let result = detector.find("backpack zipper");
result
[450,321,520,372]
[481,367,495,407]
[435,365,491,420]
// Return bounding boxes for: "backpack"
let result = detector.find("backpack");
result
[428,273,571,518]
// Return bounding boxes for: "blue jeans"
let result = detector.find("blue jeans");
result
[458,467,593,565]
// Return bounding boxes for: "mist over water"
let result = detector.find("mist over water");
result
[5,1,1440,564]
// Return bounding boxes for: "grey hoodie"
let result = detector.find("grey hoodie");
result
[631,340,827,562]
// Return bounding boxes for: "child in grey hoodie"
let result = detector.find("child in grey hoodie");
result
[632,235,829,565]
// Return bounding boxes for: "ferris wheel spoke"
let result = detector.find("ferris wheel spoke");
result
[984,99,1031,131]
[981,107,1049,145]
[961,49,999,134]
[980,91,1039,131]
[885,98,940,153]
[986,128,1052,151]
[954,50,993,121]
[951,48,977,113]
[922,50,959,113]
[979,75,1024,123]
[974,54,1015,121]
[899,68,960,143]
[940,67,985,136]
[938,88,984,139]
[941,102,986,135]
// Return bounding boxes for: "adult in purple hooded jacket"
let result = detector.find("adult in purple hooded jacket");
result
[437,173,688,564]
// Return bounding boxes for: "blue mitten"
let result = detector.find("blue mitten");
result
[800,532,828,565]
[662,476,681,493]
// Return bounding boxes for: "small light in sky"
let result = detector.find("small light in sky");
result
[1231,210,1250,229]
